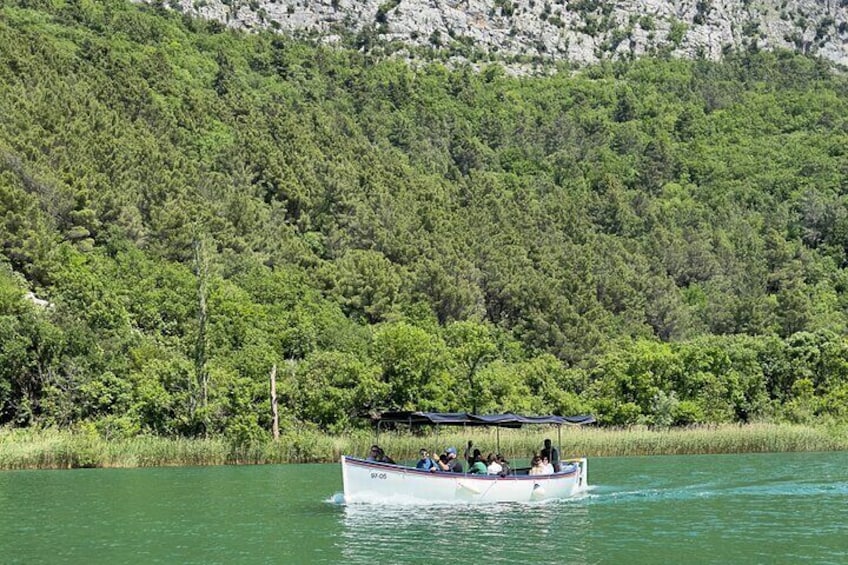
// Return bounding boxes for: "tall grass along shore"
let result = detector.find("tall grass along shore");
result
[1,424,846,470]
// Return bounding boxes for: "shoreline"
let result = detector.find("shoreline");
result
[1,423,846,470]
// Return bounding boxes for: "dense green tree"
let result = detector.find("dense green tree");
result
[2,1,848,436]
[371,322,452,411]
[443,320,497,412]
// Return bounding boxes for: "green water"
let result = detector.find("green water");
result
[1,452,846,564]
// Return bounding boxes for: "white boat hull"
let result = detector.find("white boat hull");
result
[341,456,588,504]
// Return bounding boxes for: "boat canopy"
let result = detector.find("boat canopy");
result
[372,411,596,428]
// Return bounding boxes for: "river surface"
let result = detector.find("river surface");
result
[1,451,847,564]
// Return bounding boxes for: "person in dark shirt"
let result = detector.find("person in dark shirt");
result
[439,447,465,473]
[540,438,560,472]
[366,445,381,462]
[380,448,396,465]
[496,454,511,476]
[464,440,474,466]
[366,445,395,464]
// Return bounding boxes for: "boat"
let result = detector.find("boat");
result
[340,411,595,504]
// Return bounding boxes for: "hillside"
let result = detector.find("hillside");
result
[156,0,848,71]
[1,0,848,440]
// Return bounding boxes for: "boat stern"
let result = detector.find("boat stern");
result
[574,457,588,491]
[340,455,350,502]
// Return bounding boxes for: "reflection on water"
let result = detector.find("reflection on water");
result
[338,497,594,564]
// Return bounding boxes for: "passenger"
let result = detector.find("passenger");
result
[415,448,438,472]
[466,447,482,470]
[540,438,561,472]
[496,454,511,476]
[464,440,475,466]
[444,446,464,473]
[528,455,545,476]
[437,450,450,471]
[541,455,554,474]
[486,453,503,475]
[430,448,441,468]
[468,452,488,474]
[366,445,381,462]
[380,449,396,464]
[366,445,395,464]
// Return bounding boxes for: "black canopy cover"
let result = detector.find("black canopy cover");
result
[372,411,596,428]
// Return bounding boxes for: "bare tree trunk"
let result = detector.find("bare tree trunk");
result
[270,364,279,441]
[193,236,209,438]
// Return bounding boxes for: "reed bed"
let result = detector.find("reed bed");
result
[0,428,231,469]
[1,423,846,470]
[354,423,848,464]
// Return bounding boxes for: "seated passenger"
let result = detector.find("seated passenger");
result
[367,445,395,464]
[528,455,545,476]
[366,445,381,462]
[468,453,488,474]
[443,446,464,473]
[486,453,503,475]
[496,454,511,476]
[541,455,554,474]
[415,448,438,472]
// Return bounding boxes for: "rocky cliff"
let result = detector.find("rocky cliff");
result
[151,0,847,70]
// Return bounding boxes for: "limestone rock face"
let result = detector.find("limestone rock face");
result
[146,0,848,70]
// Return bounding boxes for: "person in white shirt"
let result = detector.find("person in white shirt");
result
[540,455,555,474]
[529,455,545,475]
[486,453,502,474]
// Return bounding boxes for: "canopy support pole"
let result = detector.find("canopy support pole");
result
[557,424,562,472]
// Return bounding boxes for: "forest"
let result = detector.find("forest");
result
[1,0,848,444]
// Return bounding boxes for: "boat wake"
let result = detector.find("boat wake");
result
[576,479,848,507]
